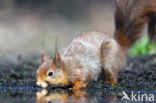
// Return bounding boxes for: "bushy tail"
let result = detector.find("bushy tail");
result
[114,0,156,48]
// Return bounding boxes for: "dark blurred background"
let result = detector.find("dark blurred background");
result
[0,0,114,63]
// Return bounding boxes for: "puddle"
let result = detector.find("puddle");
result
[0,86,118,103]
[0,86,156,103]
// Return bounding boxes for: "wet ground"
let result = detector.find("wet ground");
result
[0,55,156,103]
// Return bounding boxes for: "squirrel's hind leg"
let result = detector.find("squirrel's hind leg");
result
[100,41,126,85]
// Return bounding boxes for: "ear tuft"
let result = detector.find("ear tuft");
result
[41,53,49,64]
[53,53,62,68]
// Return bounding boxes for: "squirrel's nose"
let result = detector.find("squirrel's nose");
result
[36,81,48,88]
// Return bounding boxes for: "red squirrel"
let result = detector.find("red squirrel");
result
[36,0,156,90]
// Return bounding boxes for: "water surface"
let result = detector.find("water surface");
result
[0,86,156,103]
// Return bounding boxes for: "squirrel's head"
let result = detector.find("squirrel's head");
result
[36,53,68,88]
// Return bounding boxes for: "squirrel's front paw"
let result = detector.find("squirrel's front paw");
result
[72,81,87,90]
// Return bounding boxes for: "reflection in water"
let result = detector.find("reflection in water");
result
[36,89,117,103]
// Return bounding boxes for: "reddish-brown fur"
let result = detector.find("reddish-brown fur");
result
[115,0,156,47]
[36,0,156,90]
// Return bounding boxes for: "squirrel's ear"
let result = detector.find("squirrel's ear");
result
[53,53,62,68]
[41,53,49,64]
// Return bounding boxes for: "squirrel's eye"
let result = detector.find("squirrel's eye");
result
[47,71,53,77]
